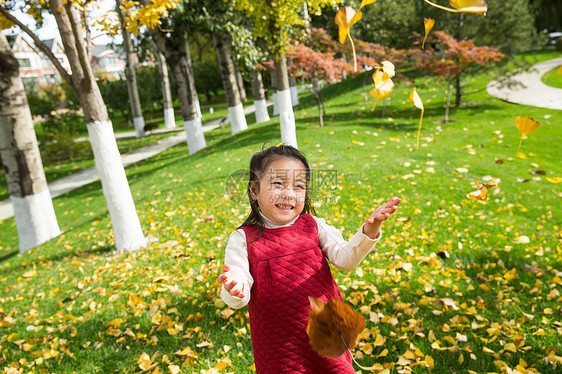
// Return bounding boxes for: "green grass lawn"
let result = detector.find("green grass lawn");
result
[0,53,561,374]
[542,64,562,88]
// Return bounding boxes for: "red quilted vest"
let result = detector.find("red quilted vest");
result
[242,214,355,373]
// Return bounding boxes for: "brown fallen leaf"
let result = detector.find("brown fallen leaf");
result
[436,250,450,259]
[530,169,546,175]
[307,297,366,359]
[517,178,530,183]
[433,298,459,310]
[524,263,543,273]
[477,275,490,283]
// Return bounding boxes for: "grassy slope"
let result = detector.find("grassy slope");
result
[541,65,562,88]
[0,52,561,373]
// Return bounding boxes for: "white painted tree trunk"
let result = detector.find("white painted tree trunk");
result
[87,121,147,251]
[10,190,60,252]
[273,92,279,116]
[290,77,299,106]
[133,116,145,136]
[184,118,206,154]
[254,99,270,124]
[228,103,248,134]
[163,107,176,129]
[0,31,60,253]
[277,89,297,148]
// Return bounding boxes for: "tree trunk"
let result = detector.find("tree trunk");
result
[155,49,176,129]
[251,70,270,124]
[270,67,279,116]
[289,76,299,106]
[311,78,323,127]
[148,22,206,154]
[235,65,247,103]
[213,31,247,135]
[0,32,61,253]
[186,38,202,120]
[116,0,145,137]
[455,73,462,108]
[445,83,452,123]
[274,53,297,148]
[50,0,146,252]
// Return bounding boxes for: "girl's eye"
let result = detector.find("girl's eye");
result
[295,185,305,190]
[273,181,283,186]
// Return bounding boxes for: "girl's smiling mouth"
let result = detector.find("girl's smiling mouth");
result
[276,203,294,210]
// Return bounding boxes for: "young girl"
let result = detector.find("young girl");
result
[218,144,400,373]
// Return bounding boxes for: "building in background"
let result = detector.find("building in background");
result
[91,44,127,80]
[6,33,70,89]
[6,33,127,88]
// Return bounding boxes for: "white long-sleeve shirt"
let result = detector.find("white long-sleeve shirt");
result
[221,214,382,309]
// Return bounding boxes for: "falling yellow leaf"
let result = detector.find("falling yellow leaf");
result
[546,177,562,183]
[381,61,395,80]
[359,0,377,10]
[423,0,487,15]
[515,116,540,153]
[370,70,394,103]
[557,65,562,74]
[409,88,424,150]
[422,18,435,49]
[334,6,362,71]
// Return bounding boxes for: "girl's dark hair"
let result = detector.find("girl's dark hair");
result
[240,144,316,239]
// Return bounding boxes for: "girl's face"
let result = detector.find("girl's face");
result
[250,157,308,226]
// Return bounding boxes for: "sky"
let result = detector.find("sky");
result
[4,0,119,46]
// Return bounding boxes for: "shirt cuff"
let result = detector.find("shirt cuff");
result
[221,285,249,309]
[356,224,382,248]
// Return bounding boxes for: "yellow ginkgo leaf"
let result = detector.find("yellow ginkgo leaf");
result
[381,61,395,80]
[359,0,377,10]
[515,116,540,153]
[450,0,488,14]
[334,7,362,71]
[546,177,562,183]
[422,18,435,49]
[409,88,424,149]
[334,7,362,44]
[557,65,562,74]
[370,70,394,101]
[467,179,497,202]
[423,0,487,15]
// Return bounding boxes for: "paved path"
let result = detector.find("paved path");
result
[0,102,266,222]
[487,57,562,110]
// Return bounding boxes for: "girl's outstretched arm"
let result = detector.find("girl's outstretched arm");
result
[363,196,401,239]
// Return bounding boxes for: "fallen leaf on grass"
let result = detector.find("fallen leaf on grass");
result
[433,298,459,310]
[546,177,562,183]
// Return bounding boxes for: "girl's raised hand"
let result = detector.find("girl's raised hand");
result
[363,196,401,239]
[217,264,245,298]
